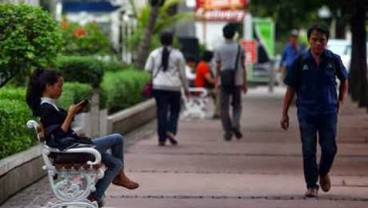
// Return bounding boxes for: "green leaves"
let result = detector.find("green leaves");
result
[60,21,112,56]
[125,0,193,51]
[250,0,324,42]
[0,4,62,87]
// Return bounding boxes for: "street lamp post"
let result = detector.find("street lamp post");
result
[318,5,331,27]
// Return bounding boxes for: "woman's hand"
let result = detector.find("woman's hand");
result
[68,101,86,116]
[61,101,86,133]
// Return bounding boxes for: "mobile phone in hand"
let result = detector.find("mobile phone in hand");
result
[79,98,90,108]
[74,98,90,113]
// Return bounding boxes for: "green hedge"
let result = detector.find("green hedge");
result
[0,87,26,101]
[57,82,94,109]
[56,56,104,88]
[0,88,36,160]
[101,70,150,114]
[102,60,129,72]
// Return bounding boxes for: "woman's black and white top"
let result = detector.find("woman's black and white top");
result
[40,97,89,150]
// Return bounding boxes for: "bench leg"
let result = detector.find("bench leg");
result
[46,169,103,208]
[47,200,98,208]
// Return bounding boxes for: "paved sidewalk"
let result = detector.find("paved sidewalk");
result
[2,86,368,208]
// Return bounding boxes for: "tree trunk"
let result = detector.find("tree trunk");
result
[0,68,20,88]
[135,5,160,69]
[348,0,368,107]
[39,0,57,19]
[356,3,368,108]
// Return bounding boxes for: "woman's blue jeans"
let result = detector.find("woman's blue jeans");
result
[298,111,337,189]
[92,133,124,200]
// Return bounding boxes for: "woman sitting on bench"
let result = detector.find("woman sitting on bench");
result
[26,68,139,207]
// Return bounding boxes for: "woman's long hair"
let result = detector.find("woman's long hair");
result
[160,32,173,72]
[26,68,62,116]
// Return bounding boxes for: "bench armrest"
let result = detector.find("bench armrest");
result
[45,146,101,165]
[27,120,101,165]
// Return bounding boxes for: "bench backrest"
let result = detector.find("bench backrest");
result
[26,120,102,167]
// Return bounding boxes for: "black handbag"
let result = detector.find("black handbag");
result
[55,135,94,151]
[46,125,94,151]
[221,45,240,90]
[142,61,162,98]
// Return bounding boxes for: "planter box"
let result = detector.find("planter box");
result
[0,146,45,204]
[107,99,156,135]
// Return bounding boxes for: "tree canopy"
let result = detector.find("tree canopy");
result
[0,4,62,87]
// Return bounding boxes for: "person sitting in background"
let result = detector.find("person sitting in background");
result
[194,50,220,118]
[185,55,197,87]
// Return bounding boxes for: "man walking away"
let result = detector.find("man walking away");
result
[280,23,348,197]
[215,23,248,141]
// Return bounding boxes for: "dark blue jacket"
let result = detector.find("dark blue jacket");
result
[284,49,348,114]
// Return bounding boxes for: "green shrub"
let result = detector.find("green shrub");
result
[101,70,150,114]
[56,56,104,88]
[0,4,62,87]
[0,99,36,159]
[102,60,129,72]
[57,82,93,109]
[0,87,26,101]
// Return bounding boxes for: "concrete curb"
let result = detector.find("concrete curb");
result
[107,99,156,135]
[0,146,44,204]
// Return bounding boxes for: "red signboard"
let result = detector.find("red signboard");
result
[241,40,257,63]
[195,9,245,22]
[196,0,248,10]
[195,0,249,22]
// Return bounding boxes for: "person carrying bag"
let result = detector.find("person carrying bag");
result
[220,44,240,92]
[144,31,189,146]
[214,23,248,141]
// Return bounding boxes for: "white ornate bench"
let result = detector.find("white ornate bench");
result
[182,87,208,119]
[26,120,104,208]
